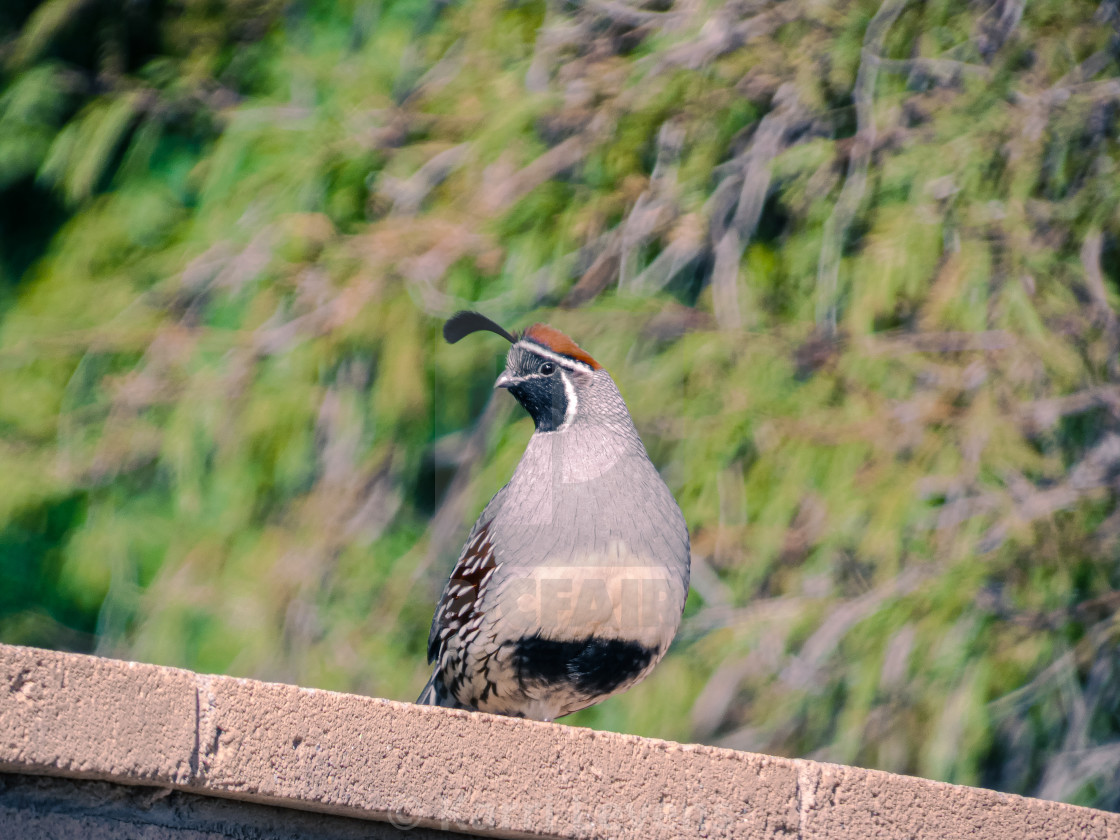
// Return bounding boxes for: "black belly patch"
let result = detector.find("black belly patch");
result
[513,634,656,697]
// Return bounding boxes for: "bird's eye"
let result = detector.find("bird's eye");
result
[539,362,556,375]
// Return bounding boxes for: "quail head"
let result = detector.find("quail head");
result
[417,311,690,721]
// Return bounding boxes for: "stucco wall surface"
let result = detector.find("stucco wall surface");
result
[1,642,1117,839]
[0,772,482,839]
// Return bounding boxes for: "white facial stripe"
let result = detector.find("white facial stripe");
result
[504,372,546,385]
[559,370,578,428]
[513,341,595,373]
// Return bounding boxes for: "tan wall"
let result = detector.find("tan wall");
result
[0,772,481,839]
[1,643,1117,839]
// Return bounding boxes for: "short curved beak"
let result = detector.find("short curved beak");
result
[494,370,515,389]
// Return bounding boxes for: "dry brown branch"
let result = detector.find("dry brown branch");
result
[974,0,1025,59]
[525,9,582,92]
[1081,229,1115,320]
[688,596,805,738]
[381,143,470,216]
[1017,386,1120,434]
[976,433,1120,552]
[779,566,932,690]
[991,649,1078,715]
[1092,502,1120,549]
[1055,47,1118,87]
[704,166,746,236]
[682,593,808,637]
[691,653,767,740]
[640,303,716,340]
[178,242,235,298]
[618,120,688,294]
[1081,228,1120,379]
[561,230,624,306]
[879,622,917,693]
[859,330,1016,355]
[1009,623,1120,802]
[479,134,591,214]
[654,0,804,72]
[210,227,277,293]
[938,433,1120,547]
[1011,76,1120,149]
[399,38,465,104]
[876,56,992,81]
[934,491,1001,532]
[817,0,912,334]
[619,197,675,291]
[627,214,705,295]
[387,221,500,315]
[500,228,610,307]
[998,591,1120,632]
[688,553,734,608]
[710,83,804,330]
[585,0,682,27]
[1037,743,1120,802]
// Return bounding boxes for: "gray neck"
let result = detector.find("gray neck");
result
[518,370,648,485]
[488,368,687,581]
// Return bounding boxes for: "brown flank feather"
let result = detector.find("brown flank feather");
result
[521,324,601,370]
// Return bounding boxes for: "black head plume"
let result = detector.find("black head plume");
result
[443,310,517,345]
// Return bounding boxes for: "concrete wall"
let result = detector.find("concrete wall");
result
[0,772,479,839]
[1,643,1117,839]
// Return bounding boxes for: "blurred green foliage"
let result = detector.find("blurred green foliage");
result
[3,0,1120,812]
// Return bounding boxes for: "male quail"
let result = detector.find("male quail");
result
[418,311,690,721]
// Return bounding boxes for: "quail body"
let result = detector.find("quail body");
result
[418,312,690,721]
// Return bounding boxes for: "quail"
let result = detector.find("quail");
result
[417,311,690,721]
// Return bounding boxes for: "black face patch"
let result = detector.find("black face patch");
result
[502,347,574,432]
[507,374,567,432]
[512,634,656,697]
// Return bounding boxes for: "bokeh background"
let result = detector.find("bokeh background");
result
[3,0,1120,811]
